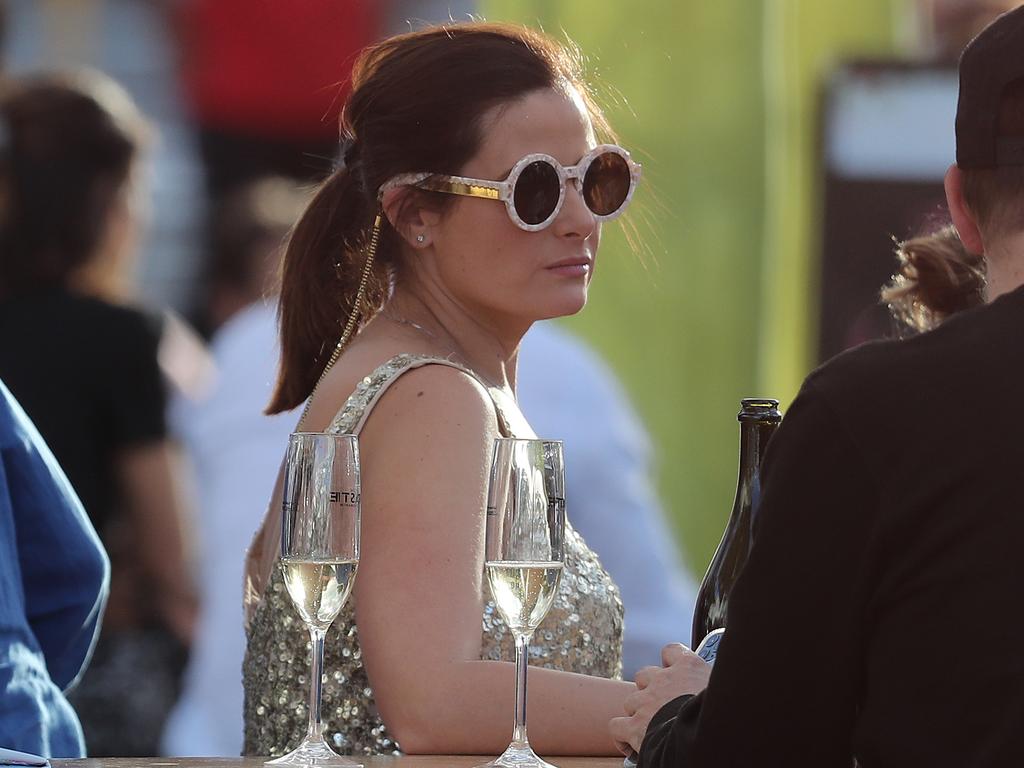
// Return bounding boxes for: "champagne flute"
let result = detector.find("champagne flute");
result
[268,432,362,768]
[480,438,566,768]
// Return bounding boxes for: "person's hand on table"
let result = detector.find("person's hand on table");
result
[608,643,711,755]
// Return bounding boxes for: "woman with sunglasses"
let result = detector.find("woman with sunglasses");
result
[242,21,678,758]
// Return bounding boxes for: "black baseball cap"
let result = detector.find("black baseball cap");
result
[955,4,1024,168]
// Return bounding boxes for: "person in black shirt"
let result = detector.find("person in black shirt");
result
[609,6,1024,766]
[0,72,197,756]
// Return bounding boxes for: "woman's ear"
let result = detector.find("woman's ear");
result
[381,187,442,249]
[944,164,985,255]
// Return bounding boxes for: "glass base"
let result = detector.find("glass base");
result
[476,743,558,768]
[265,736,363,768]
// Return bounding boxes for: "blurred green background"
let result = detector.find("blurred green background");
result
[482,0,905,574]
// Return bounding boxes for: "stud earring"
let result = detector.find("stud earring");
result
[415,234,426,244]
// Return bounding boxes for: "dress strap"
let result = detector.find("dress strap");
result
[326,353,514,437]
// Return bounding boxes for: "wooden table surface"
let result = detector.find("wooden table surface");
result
[53,757,624,768]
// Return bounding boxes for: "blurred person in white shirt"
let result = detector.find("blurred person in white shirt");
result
[516,322,697,679]
[162,178,305,756]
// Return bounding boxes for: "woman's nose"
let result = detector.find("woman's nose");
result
[552,178,596,239]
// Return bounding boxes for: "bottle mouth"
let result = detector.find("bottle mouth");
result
[738,398,782,422]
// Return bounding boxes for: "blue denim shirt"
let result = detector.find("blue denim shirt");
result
[0,380,109,757]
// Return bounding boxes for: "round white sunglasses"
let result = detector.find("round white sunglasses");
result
[378,144,642,232]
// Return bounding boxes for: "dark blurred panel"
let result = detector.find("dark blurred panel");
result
[818,61,957,360]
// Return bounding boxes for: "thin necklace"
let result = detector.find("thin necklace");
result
[385,311,442,342]
[382,309,505,391]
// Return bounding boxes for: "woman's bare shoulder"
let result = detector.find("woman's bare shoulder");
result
[356,363,499,525]
[359,362,498,446]
[299,332,465,432]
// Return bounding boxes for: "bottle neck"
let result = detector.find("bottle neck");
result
[736,420,778,488]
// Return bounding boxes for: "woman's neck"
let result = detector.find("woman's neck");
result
[384,285,525,392]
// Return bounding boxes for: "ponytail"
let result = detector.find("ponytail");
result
[266,166,390,414]
[881,225,986,334]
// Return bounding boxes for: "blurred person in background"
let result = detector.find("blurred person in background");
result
[0,72,198,756]
[0,379,109,758]
[517,323,698,680]
[162,177,307,757]
[200,178,309,334]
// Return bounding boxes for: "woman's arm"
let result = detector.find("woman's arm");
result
[353,366,632,755]
[116,440,198,644]
[101,308,199,642]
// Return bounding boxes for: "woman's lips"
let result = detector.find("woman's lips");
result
[546,258,592,277]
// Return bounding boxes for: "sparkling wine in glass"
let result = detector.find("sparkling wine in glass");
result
[267,432,362,768]
[480,438,566,768]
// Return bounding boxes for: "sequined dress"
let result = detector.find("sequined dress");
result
[242,354,624,756]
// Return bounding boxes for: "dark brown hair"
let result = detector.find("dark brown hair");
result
[268,22,612,414]
[882,77,1024,330]
[0,72,148,297]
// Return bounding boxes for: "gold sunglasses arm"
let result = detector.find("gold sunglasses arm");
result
[377,172,509,202]
[418,173,510,202]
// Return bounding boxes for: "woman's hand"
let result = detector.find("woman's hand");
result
[608,643,711,754]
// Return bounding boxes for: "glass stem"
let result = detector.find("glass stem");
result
[511,632,531,748]
[307,626,327,742]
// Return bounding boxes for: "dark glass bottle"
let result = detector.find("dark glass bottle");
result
[691,398,782,648]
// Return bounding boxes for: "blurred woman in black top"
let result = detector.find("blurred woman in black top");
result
[0,71,197,756]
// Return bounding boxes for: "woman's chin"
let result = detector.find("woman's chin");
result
[532,290,589,321]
